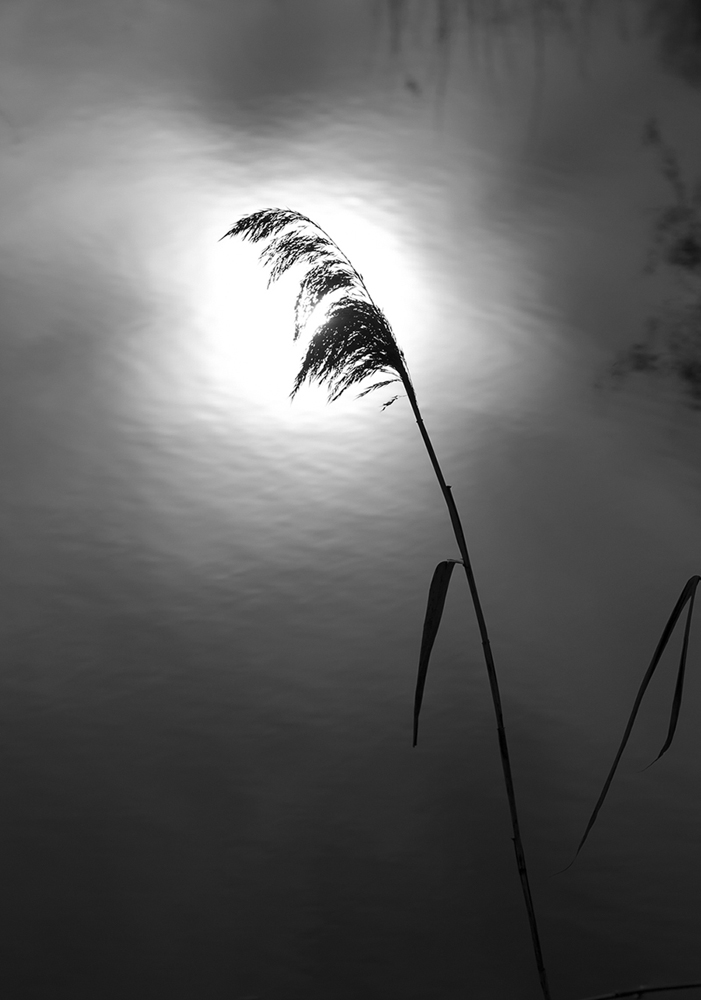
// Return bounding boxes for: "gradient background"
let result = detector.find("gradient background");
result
[1,2,701,998]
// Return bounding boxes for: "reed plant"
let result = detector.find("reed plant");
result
[223,208,700,1000]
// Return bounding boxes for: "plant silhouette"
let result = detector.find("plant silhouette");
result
[223,208,701,1000]
[223,206,551,999]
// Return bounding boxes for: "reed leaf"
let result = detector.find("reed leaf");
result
[576,981,701,1000]
[413,559,461,747]
[571,574,700,862]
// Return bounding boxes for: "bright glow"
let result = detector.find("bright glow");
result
[181,191,426,424]
[194,232,307,414]
[4,95,541,567]
[46,104,437,439]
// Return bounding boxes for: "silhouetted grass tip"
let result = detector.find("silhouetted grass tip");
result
[559,574,700,872]
[221,208,412,403]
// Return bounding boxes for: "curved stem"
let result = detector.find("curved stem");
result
[402,377,551,1000]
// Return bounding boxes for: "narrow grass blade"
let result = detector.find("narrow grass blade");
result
[571,574,700,862]
[575,980,701,1000]
[648,577,698,763]
[413,559,460,747]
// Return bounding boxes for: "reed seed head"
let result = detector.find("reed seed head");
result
[222,208,413,403]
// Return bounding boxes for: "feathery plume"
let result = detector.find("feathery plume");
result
[221,208,411,403]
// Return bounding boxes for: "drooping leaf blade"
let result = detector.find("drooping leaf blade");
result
[646,575,698,764]
[413,559,461,747]
[571,574,700,861]
[575,979,701,1000]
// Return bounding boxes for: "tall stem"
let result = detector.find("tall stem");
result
[402,378,551,1000]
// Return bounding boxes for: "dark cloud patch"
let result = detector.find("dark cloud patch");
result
[648,0,701,87]
[0,0,371,135]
